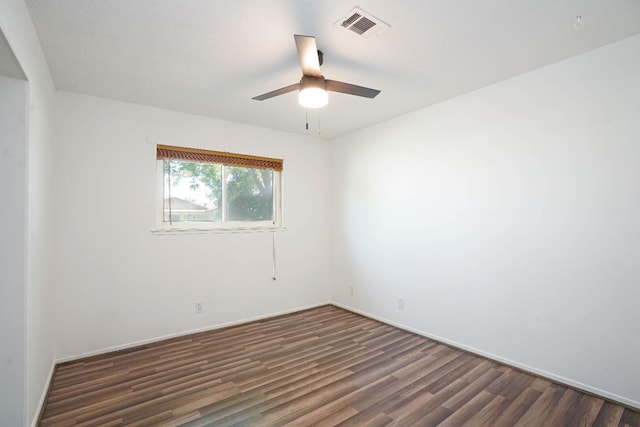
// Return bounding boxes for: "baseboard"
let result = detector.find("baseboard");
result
[331,301,640,412]
[55,302,331,364]
[45,301,640,413]
[31,361,56,427]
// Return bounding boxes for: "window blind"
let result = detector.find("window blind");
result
[157,144,283,171]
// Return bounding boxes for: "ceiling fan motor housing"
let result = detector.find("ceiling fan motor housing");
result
[300,75,326,90]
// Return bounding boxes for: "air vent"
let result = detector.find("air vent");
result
[335,7,390,39]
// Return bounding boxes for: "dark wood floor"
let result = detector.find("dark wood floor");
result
[40,305,639,426]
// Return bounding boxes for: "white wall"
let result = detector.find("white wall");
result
[331,34,640,408]
[0,73,28,427]
[0,1,56,425]
[52,92,331,359]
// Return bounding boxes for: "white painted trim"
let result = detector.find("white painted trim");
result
[55,302,330,364]
[330,302,640,411]
[151,226,287,235]
[30,361,55,427]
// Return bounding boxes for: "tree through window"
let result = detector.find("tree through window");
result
[157,145,282,228]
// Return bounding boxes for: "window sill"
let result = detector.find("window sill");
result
[151,225,287,235]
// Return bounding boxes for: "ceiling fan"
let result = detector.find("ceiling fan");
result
[252,34,381,109]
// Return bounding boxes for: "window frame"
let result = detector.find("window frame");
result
[154,145,283,232]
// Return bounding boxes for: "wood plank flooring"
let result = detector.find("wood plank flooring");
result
[40,305,640,426]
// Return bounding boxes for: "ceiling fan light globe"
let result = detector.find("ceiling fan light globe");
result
[298,87,328,109]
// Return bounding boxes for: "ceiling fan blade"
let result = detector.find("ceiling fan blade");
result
[294,34,321,77]
[252,83,300,101]
[326,80,381,98]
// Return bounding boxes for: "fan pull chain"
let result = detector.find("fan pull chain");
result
[272,231,277,281]
[305,109,309,130]
[167,160,173,225]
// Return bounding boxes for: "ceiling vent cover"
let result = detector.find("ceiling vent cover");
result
[335,7,390,39]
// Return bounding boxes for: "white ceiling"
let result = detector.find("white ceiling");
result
[25,0,640,139]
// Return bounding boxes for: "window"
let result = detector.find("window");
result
[156,145,283,230]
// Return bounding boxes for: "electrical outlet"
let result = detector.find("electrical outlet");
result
[349,285,354,296]
[195,301,203,314]
[397,297,405,310]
